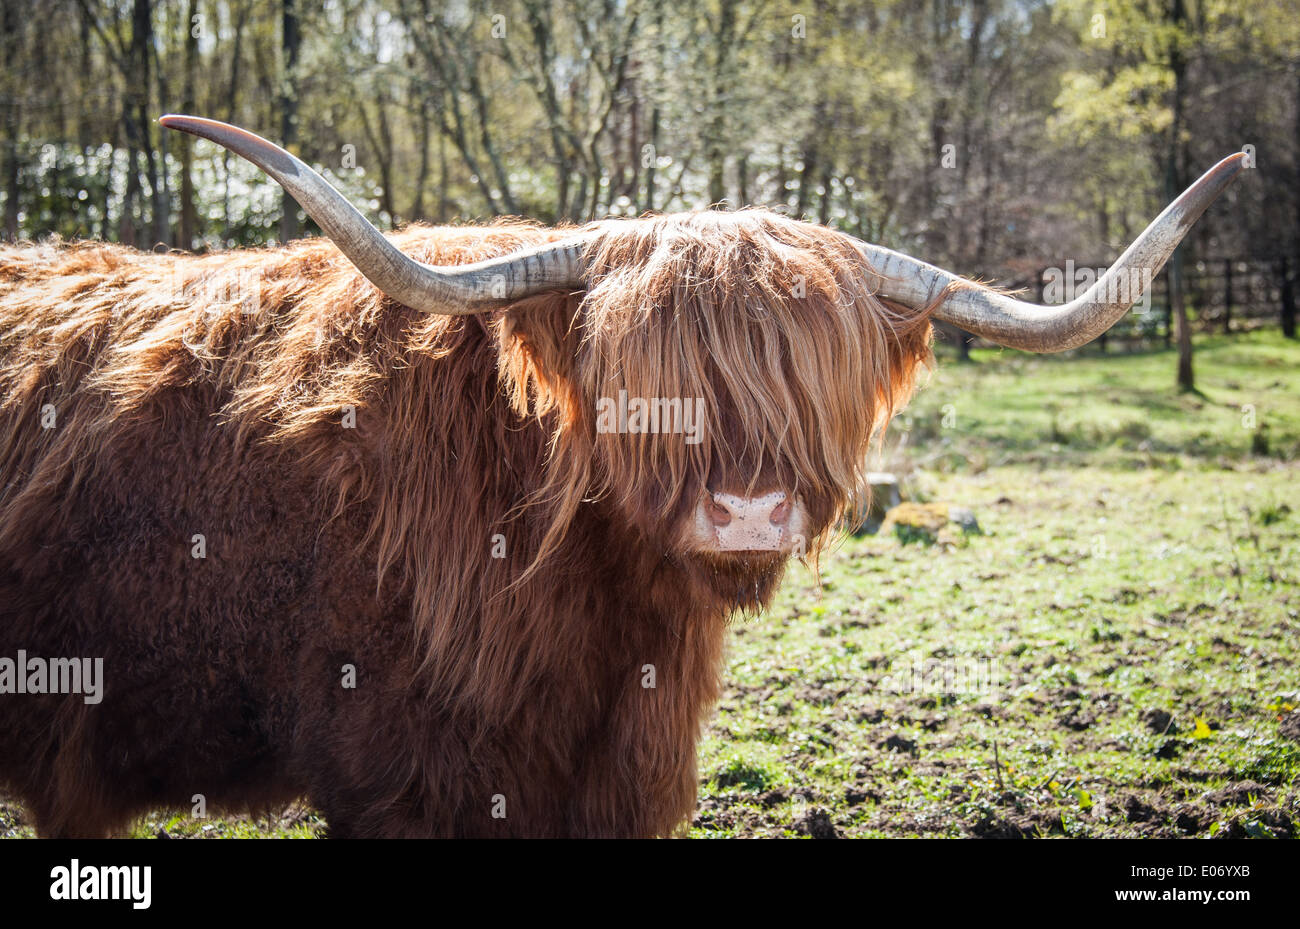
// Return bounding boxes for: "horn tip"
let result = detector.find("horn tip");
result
[159,114,238,141]
[159,115,220,140]
[1221,151,1250,175]
[159,114,200,131]
[1206,151,1250,187]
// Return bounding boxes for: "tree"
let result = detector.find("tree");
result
[278,0,301,241]
[1166,0,1194,390]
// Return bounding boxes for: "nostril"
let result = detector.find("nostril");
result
[769,499,791,526]
[706,496,732,527]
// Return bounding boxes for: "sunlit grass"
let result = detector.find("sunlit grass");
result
[693,332,1300,837]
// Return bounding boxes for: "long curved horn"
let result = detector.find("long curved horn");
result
[855,153,1247,352]
[159,115,591,315]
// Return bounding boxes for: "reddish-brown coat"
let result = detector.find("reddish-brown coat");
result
[0,213,932,836]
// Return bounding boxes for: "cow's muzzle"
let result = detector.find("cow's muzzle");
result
[688,490,807,554]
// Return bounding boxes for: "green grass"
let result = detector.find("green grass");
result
[694,330,1300,837]
[894,330,1300,471]
[3,331,1297,838]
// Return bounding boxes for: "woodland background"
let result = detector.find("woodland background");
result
[2,0,1299,381]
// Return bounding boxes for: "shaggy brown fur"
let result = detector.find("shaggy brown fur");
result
[0,210,933,837]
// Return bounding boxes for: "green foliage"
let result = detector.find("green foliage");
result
[2,0,1292,290]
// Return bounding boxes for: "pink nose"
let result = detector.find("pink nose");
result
[704,491,792,551]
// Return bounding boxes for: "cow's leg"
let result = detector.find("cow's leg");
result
[28,792,117,839]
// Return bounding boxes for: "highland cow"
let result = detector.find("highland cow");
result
[0,116,1244,837]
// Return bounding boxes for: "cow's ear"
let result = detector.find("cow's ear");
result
[497,292,585,423]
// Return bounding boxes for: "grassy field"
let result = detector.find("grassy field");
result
[3,331,1297,839]
[695,330,1300,838]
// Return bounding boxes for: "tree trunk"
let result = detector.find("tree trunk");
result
[1167,0,1193,391]
[1222,258,1232,334]
[222,2,248,234]
[796,109,822,219]
[150,21,171,247]
[705,0,736,208]
[121,0,151,246]
[1171,248,1193,388]
[121,145,141,246]
[178,0,199,250]
[956,329,973,362]
[1281,258,1296,339]
[128,0,167,248]
[410,92,430,221]
[642,104,659,212]
[773,144,787,210]
[437,126,449,222]
[357,95,397,225]
[1292,71,1300,338]
[0,0,19,239]
[1,121,17,242]
[279,0,301,242]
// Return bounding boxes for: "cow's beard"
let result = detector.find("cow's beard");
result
[674,549,791,616]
